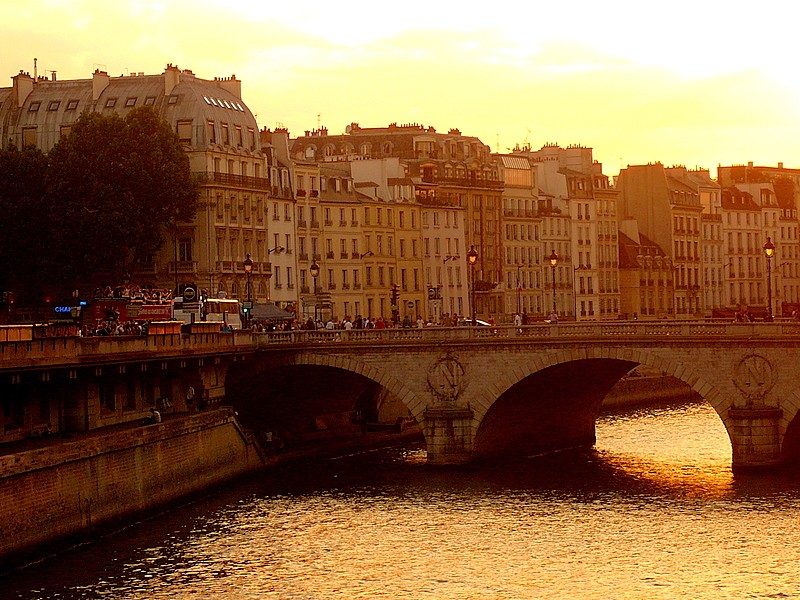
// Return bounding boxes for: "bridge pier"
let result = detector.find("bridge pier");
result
[422,406,474,465]
[727,407,784,469]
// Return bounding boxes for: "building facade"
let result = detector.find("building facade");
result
[0,65,287,311]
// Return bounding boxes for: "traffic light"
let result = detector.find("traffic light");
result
[391,284,399,306]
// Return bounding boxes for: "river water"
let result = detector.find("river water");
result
[5,400,800,600]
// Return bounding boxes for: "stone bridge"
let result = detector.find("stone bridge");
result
[247,321,800,469]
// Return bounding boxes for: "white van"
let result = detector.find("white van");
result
[203,298,242,330]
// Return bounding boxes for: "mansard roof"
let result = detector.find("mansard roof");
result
[0,65,262,153]
[721,187,760,211]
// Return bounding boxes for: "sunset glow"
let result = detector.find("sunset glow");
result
[3,0,800,175]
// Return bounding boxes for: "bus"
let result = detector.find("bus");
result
[172,297,242,329]
[203,298,242,329]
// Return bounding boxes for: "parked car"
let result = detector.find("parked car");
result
[456,319,492,327]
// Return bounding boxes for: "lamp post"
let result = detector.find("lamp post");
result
[310,258,320,323]
[549,249,559,315]
[243,254,253,328]
[467,245,478,326]
[764,237,775,321]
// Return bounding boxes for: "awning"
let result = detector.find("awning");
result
[250,303,294,320]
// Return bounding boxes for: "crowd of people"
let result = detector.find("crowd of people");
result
[93,285,173,303]
[80,320,150,336]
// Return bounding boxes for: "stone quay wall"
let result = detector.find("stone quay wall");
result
[603,375,699,410]
[0,408,263,571]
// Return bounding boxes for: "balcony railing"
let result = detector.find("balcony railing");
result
[194,172,271,190]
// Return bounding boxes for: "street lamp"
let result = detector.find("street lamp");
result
[467,245,479,326]
[549,249,559,315]
[243,254,253,328]
[310,258,320,322]
[764,237,775,321]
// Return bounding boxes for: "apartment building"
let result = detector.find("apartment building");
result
[616,163,703,317]
[0,65,284,305]
[290,123,502,321]
[618,220,674,319]
[718,162,800,314]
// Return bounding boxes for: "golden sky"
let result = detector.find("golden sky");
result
[3,0,800,177]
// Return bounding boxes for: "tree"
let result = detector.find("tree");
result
[0,144,51,303]
[45,106,199,292]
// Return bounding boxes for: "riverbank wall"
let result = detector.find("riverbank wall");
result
[0,375,695,572]
[602,375,699,410]
[0,408,264,572]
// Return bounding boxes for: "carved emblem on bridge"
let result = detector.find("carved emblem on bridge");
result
[733,354,776,406]
[427,352,466,404]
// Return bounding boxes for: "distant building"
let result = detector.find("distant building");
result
[290,123,502,321]
[618,222,674,319]
[616,163,703,317]
[718,162,800,315]
[509,144,620,320]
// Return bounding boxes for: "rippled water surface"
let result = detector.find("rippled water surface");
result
[6,401,800,599]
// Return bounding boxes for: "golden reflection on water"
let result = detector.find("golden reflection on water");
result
[595,401,736,499]
[7,400,800,600]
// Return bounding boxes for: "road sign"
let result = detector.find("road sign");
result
[406,300,414,309]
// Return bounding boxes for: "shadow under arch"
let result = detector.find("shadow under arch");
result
[225,355,424,447]
[473,358,637,459]
[472,348,729,461]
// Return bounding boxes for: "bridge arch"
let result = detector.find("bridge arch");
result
[470,347,728,460]
[226,351,426,447]
[289,352,424,420]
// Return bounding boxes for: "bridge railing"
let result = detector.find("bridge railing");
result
[0,330,254,371]
[254,320,800,346]
[5,321,800,369]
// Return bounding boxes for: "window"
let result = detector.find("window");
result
[59,125,71,139]
[167,95,178,105]
[66,99,79,111]
[22,127,36,147]
[47,100,60,111]
[28,101,40,112]
[222,123,230,145]
[207,120,216,143]
[178,238,193,262]
[144,96,156,106]
[176,120,192,142]
[125,97,137,107]
[105,97,117,108]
